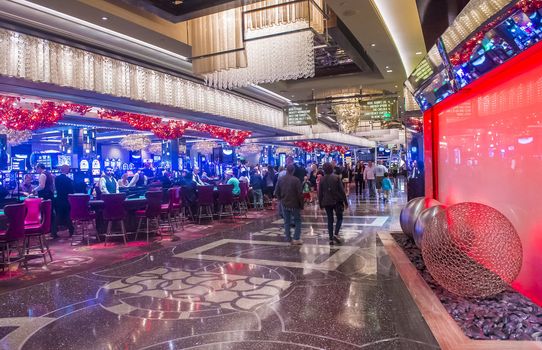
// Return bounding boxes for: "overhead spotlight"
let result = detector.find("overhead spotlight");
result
[101,16,108,21]
[386,69,393,73]
[416,51,422,55]
[371,43,376,47]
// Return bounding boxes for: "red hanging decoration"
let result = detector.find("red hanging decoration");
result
[191,123,251,146]
[151,120,191,140]
[293,141,348,154]
[0,94,252,144]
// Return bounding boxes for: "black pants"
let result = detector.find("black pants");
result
[52,201,74,236]
[324,204,344,240]
[354,178,364,195]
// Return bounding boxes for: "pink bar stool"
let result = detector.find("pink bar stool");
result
[0,203,26,274]
[24,200,53,266]
[68,194,98,246]
[196,186,214,224]
[102,193,128,246]
[24,198,42,226]
[135,191,162,242]
[217,185,235,221]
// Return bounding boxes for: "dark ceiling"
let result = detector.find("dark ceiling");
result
[415,0,470,50]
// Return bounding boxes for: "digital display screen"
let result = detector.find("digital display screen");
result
[407,57,436,91]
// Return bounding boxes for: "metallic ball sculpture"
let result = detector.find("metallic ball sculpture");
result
[422,202,523,298]
[400,197,440,238]
[413,205,446,248]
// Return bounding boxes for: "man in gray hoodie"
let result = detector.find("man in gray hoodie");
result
[274,164,304,245]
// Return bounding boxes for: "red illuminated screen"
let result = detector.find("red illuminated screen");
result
[428,41,542,305]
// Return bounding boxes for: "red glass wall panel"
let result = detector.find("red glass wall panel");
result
[424,41,542,305]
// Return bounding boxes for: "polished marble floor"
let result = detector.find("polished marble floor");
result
[0,190,439,349]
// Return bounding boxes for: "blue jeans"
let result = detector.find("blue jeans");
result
[283,207,301,240]
[367,179,376,197]
[253,189,263,209]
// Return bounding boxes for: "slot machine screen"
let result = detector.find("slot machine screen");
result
[0,135,7,170]
[279,153,286,167]
[91,159,101,176]
[222,148,234,164]
[35,154,52,169]
[57,155,71,167]
[80,159,89,172]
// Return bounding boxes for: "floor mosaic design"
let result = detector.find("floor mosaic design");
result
[0,191,439,349]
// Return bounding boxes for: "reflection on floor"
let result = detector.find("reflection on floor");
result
[0,191,440,350]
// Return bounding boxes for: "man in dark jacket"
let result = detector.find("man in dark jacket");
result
[318,162,348,245]
[53,164,75,238]
[274,164,303,245]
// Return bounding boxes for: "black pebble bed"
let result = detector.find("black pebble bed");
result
[390,231,542,341]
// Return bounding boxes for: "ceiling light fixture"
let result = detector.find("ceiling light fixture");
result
[371,43,376,47]
[416,51,422,55]
[101,16,108,21]
[387,69,393,73]
[249,84,292,104]
[193,0,324,89]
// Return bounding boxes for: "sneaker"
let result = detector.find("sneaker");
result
[333,235,343,244]
[284,236,292,242]
[329,240,335,245]
[291,240,303,245]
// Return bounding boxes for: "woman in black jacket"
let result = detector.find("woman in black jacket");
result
[318,162,348,245]
[354,161,364,197]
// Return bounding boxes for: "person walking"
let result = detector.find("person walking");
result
[354,161,364,197]
[274,164,304,245]
[381,172,393,202]
[363,161,376,198]
[250,169,264,210]
[33,163,55,237]
[374,161,388,200]
[318,162,348,245]
[341,164,351,196]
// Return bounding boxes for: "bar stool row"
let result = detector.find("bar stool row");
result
[0,183,258,272]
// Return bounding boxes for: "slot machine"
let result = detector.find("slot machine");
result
[91,159,101,182]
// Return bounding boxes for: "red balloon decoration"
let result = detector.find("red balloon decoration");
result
[0,94,252,145]
[151,120,191,140]
[293,141,348,154]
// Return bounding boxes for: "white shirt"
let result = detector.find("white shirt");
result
[193,174,205,186]
[99,176,119,194]
[375,164,388,177]
[363,166,376,180]
[33,173,47,192]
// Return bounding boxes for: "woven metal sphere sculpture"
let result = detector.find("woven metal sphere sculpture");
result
[413,205,445,248]
[422,202,522,298]
[400,197,440,238]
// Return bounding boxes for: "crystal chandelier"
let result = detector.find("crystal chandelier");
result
[238,143,261,155]
[190,0,324,89]
[191,141,218,155]
[147,143,162,154]
[120,134,151,151]
[275,146,294,154]
[204,22,315,89]
[0,125,32,146]
[333,100,363,134]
